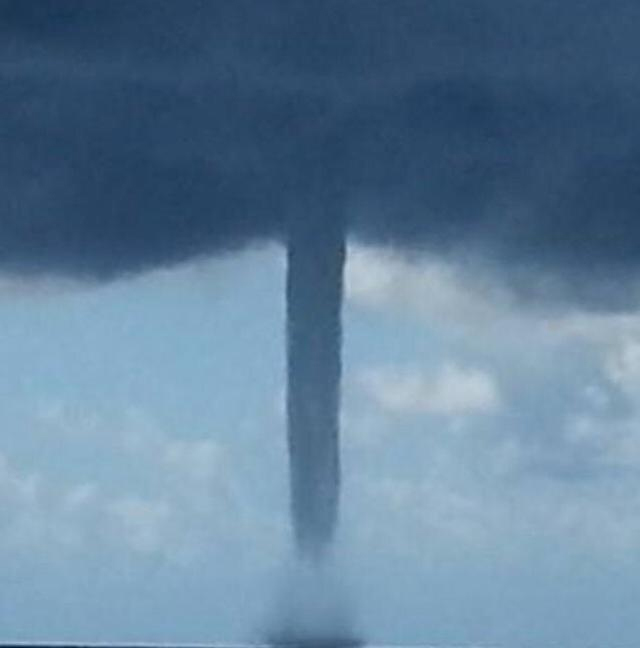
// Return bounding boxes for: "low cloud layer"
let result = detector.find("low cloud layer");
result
[2,1,640,307]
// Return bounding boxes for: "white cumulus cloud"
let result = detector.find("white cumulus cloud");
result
[359,362,501,417]
[345,244,514,333]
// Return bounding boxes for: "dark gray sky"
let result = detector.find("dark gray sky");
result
[2,0,640,306]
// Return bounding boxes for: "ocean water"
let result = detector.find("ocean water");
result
[0,645,489,648]
[0,644,369,648]
[0,644,503,648]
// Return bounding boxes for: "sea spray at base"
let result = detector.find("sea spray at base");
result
[266,556,360,647]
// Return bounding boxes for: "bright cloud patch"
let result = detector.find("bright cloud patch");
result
[346,244,509,330]
[359,363,500,416]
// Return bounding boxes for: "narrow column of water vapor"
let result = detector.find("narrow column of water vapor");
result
[286,214,346,561]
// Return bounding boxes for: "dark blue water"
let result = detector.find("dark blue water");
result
[0,644,365,648]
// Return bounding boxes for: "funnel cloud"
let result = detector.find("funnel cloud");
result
[287,211,345,558]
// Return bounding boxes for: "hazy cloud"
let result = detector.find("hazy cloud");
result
[0,406,283,565]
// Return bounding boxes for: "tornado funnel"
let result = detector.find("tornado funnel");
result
[286,212,346,560]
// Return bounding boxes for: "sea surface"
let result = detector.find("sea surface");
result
[0,644,494,648]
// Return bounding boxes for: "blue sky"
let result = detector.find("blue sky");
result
[2,243,640,646]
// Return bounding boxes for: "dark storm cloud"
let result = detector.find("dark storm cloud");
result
[2,0,640,302]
